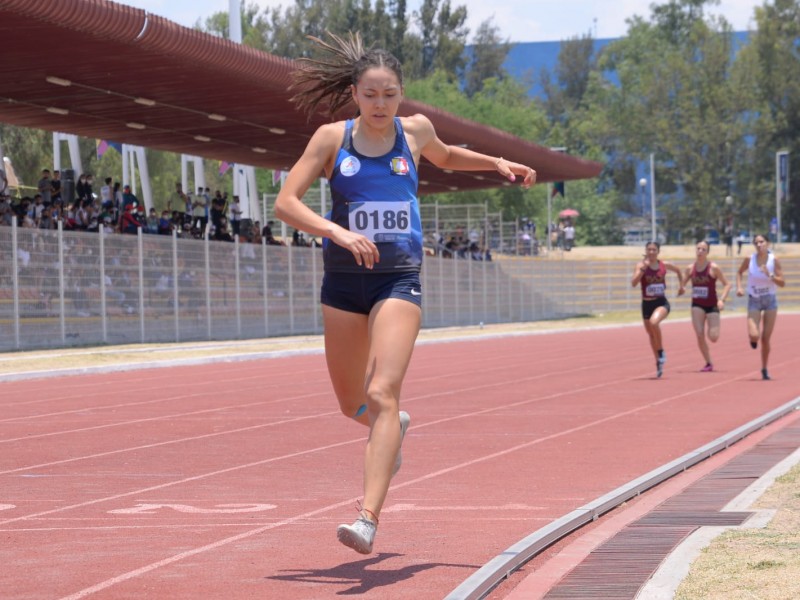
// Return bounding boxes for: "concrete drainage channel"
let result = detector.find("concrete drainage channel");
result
[444,397,800,600]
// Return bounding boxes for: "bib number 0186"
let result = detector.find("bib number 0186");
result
[349,201,411,242]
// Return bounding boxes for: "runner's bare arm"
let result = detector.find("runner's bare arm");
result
[404,114,536,188]
[274,123,380,268]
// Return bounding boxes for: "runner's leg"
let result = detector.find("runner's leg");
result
[706,311,721,343]
[746,309,761,348]
[323,305,370,427]
[361,297,421,519]
[691,306,711,365]
[760,309,778,372]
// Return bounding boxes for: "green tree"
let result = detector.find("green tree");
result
[405,71,548,220]
[197,2,270,51]
[733,0,800,237]
[412,0,469,79]
[592,0,750,241]
[540,33,596,123]
[0,124,51,193]
[464,18,511,97]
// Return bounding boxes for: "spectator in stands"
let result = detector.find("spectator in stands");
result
[37,169,52,207]
[168,182,186,216]
[262,220,282,245]
[518,229,531,255]
[201,187,211,223]
[158,210,172,235]
[468,227,480,249]
[100,177,114,209]
[59,203,78,230]
[74,202,89,229]
[22,204,36,228]
[31,194,46,224]
[210,190,225,230]
[469,242,483,260]
[144,208,158,234]
[214,189,226,207]
[0,199,13,226]
[101,216,115,236]
[51,170,62,206]
[119,203,140,234]
[121,185,138,212]
[564,220,575,251]
[170,210,183,233]
[98,203,115,226]
[213,219,233,242]
[292,229,307,246]
[15,197,30,223]
[192,187,208,233]
[38,205,54,230]
[229,196,243,236]
[76,173,93,205]
[84,204,99,232]
[444,235,458,258]
[250,221,263,244]
[113,182,123,216]
[182,190,193,218]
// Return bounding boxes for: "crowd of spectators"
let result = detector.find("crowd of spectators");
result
[0,169,314,248]
[3,169,572,257]
[429,225,493,261]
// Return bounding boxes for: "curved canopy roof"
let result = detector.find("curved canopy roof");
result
[0,0,603,195]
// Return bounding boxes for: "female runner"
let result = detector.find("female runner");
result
[736,234,785,380]
[631,241,685,378]
[681,240,732,372]
[274,32,537,554]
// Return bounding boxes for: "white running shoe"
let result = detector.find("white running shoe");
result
[392,411,411,477]
[337,517,376,554]
[656,352,666,378]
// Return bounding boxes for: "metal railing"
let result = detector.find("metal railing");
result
[1,222,796,352]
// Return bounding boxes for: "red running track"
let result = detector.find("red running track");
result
[1,314,799,600]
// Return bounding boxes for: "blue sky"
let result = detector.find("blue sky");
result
[122,0,762,43]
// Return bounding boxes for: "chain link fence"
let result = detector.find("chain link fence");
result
[1,221,796,352]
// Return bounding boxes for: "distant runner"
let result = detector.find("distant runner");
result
[631,241,685,378]
[736,234,785,380]
[681,240,732,372]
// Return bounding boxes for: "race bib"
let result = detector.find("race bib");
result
[645,283,666,297]
[348,201,411,242]
[692,287,709,299]
[752,285,771,297]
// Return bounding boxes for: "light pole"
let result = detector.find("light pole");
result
[776,150,789,249]
[547,146,567,254]
[639,178,647,240]
[650,153,657,243]
[725,195,734,257]
[639,177,647,213]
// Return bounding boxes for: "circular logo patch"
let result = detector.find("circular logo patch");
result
[340,156,361,177]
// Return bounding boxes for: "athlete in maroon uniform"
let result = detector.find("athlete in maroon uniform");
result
[631,241,685,378]
[681,241,732,372]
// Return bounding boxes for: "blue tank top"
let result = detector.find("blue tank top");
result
[324,117,423,273]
